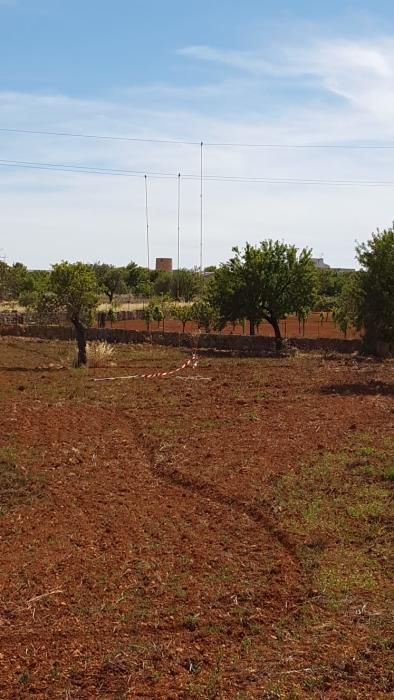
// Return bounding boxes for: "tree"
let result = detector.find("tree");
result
[315,268,354,313]
[170,269,203,301]
[297,307,309,336]
[209,240,317,351]
[192,299,218,333]
[0,260,10,301]
[36,262,99,366]
[143,305,153,331]
[172,303,194,332]
[354,227,394,353]
[153,271,172,296]
[145,297,170,331]
[125,261,151,295]
[93,263,126,303]
[0,261,32,302]
[19,270,50,308]
[333,273,359,339]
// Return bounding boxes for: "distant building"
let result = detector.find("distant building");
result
[155,257,173,272]
[311,258,355,273]
[312,257,330,269]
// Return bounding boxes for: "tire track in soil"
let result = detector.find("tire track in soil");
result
[135,428,301,561]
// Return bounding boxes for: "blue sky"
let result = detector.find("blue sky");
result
[2,0,394,267]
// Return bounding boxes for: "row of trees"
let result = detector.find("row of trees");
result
[0,260,205,306]
[0,257,352,311]
[92,263,206,303]
[1,226,392,364]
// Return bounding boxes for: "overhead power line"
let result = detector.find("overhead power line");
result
[2,126,394,150]
[1,158,394,187]
[0,127,199,146]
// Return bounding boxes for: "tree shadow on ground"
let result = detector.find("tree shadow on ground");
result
[320,380,394,396]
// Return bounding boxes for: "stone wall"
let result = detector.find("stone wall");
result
[0,324,362,355]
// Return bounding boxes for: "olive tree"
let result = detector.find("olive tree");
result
[36,262,99,366]
[209,240,317,351]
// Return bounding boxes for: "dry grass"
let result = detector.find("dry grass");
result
[68,340,115,368]
[86,341,115,368]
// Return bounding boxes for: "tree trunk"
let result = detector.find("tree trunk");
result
[182,321,186,333]
[249,319,256,336]
[270,317,283,355]
[72,318,87,366]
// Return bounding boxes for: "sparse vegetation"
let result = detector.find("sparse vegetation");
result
[70,340,115,368]
[0,338,392,697]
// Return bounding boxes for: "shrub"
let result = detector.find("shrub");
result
[70,341,115,368]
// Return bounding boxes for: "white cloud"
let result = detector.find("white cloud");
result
[177,46,279,77]
[180,38,394,122]
[3,35,394,269]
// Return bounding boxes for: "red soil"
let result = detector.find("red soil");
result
[107,312,360,340]
[0,339,392,698]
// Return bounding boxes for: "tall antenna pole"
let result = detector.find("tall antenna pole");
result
[144,174,150,271]
[177,172,181,299]
[200,141,203,273]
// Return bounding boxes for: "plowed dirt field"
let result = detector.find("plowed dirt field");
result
[0,338,392,699]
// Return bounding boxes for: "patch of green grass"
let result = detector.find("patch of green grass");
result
[317,550,376,600]
[272,438,393,611]
[384,466,394,481]
[357,445,378,457]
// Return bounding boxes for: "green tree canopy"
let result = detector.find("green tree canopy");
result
[316,268,354,311]
[93,263,127,303]
[124,261,151,295]
[0,260,10,301]
[333,273,359,339]
[170,268,203,301]
[153,271,172,296]
[355,227,394,353]
[0,261,32,302]
[19,270,50,308]
[191,299,218,333]
[36,262,99,366]
[209,240,317,349]
[171,302,194,332]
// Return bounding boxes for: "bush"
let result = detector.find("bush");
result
[70,341,115,368]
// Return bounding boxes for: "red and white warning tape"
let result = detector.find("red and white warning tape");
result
[92,353,198,382]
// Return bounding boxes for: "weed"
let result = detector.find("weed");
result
[248,411,260,421]
[18,670,31,686]
[184,613,200,631]
[357,446,376,457]
[383,466,394,481]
